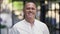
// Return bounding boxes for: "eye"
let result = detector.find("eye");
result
[32,8,35,10]
[26,8,30,10]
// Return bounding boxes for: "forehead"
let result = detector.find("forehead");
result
[25,2,36,8]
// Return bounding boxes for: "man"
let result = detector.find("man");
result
[9,2,49,34]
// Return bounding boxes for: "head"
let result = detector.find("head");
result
[23,2,37,23]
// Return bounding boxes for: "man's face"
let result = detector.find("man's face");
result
[24,2,36,19]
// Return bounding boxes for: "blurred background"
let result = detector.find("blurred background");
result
[0,0,60,34]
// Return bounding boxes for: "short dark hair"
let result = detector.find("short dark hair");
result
[25,1,36,5]
[24,1,37,8]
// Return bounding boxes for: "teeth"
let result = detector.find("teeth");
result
[28,13,33,17]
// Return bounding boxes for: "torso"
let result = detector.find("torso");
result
[13,19,46,34]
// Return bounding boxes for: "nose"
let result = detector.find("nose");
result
[29,8,33,12]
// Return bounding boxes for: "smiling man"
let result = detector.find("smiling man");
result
[9,2,50,34]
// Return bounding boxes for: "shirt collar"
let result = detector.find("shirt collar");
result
[24,19,36,26]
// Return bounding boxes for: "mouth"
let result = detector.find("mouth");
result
[27,12,34,18]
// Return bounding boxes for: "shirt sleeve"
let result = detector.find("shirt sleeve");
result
[43,24,50,34]
[9,27,20,34]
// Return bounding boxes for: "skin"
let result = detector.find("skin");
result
[23,2,37,26]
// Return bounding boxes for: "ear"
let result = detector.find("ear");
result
[23,8,25,13]
[23,9,25,19]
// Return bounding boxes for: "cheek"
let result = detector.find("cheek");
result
[33,10,36,14]
[24,11,28,16]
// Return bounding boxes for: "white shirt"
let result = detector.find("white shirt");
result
[0,13,12,28]
[9,19,49,34]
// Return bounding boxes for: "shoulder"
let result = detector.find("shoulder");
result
[35,19,48,28]
[35,19,46,25]
[13,19,25,28]
[35,19,49,31]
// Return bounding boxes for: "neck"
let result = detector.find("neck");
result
[25,18,35,27]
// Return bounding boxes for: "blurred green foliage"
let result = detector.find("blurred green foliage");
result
[8,0,12,3]
[0,24,6,29]
[13,1,23,10]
